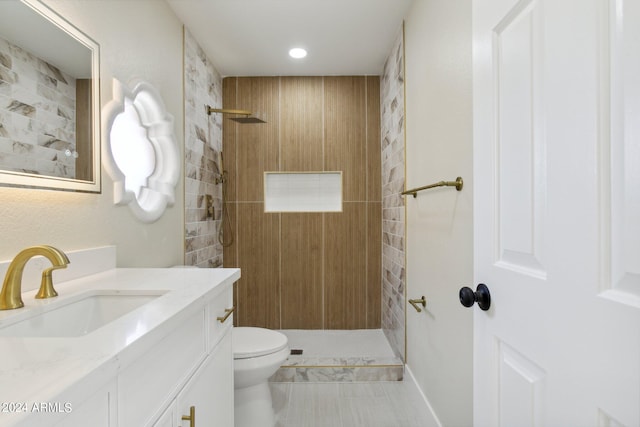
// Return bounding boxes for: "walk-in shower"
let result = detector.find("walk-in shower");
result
[212,75,404,385]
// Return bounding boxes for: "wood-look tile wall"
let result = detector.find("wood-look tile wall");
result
[223,76,381,330]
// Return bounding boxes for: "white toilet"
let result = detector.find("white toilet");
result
[233,327,289,427]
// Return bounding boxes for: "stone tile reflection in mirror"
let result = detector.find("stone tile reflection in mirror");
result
[0,36,80,178]
[0,0,100,192]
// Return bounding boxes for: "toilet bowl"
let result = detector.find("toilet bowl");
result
[233,327,289,427]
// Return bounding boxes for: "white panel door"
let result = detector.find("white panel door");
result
[473,0,640,425]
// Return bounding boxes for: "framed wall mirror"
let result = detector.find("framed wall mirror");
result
[0,0,100,192]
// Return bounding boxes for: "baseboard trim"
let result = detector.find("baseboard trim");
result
[405,364,444,427]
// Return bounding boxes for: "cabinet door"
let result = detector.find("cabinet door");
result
[176,327,233,427]
[54,382,116,427]
[118,309,206,427]
[153,402,176,427]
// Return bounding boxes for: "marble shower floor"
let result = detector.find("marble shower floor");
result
[271,330,404,383]
[279,329,397,358]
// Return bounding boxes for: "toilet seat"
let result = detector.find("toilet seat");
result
[233,327,288,359]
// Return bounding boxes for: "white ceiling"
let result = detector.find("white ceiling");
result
[165,0,414,77]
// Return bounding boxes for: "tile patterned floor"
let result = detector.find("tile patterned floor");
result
[270,381,438,427]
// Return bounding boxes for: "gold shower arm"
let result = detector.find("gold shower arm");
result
[206,105,266,123]
[206,107,251,116]
[401,177,463,198]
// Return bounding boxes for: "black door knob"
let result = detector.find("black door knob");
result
[459,283,491,311]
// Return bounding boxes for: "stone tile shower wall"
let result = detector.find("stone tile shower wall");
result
[183,29,224,267]
[381,27,406,361]
[0,36,77,178]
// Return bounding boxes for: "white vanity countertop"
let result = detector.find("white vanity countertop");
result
[0,267,240,427]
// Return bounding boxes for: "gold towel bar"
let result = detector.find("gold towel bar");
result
[401,177,463,198]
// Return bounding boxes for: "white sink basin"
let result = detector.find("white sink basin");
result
[0,290,166,338]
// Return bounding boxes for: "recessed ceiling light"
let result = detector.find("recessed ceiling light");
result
[289,48,307,59]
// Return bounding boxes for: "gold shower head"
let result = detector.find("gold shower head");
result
[205,106,266,124]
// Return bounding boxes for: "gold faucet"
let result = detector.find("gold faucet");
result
[0,245,70,310]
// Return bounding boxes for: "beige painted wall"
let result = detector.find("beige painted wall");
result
[0,1,184,269]
[404,0,473,425]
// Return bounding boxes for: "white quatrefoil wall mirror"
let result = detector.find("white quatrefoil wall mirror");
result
[103,79,179,222]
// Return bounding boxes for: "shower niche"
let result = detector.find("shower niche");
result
[264,172,342,213]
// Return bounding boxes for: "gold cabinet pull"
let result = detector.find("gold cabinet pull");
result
[409,296,427,313]
[181,405,195,427]
[217,306,235,323]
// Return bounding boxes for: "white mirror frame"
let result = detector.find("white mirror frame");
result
[103,78,180,223]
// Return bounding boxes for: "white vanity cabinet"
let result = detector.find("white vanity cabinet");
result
[153,404,176,427]
[52,382,116,427]
[148,284,234,427]
[0,266,240,427]
[151,332,233,427]
[175,330,233,427]
[118,308,207,426]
